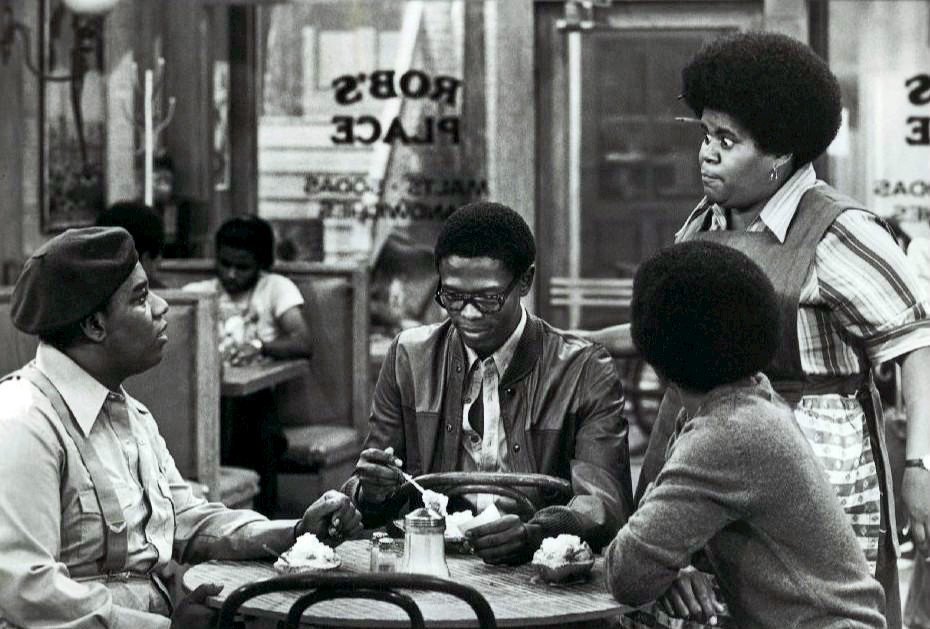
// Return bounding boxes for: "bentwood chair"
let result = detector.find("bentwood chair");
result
[394,472,574,521]
[216,572,497,629]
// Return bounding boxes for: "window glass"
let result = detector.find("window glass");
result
[826,0,930,229]
[258,1,479,266]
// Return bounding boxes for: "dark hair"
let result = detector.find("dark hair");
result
[434,202,536,278]
[631,240,781,393]
[97,201,165,259]
[215,216,275,270]
[681,31,842,166]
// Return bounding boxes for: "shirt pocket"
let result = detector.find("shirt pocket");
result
[152,475,177,537]
[67,488,106,561]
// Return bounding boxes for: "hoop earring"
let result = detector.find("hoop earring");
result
[769,165,778,181]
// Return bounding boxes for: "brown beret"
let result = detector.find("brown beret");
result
[11,227,139,335]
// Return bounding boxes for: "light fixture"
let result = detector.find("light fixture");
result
[1,0,121,80]
[1,0,121,173]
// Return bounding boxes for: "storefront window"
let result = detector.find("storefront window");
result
[257,0,480,267]
[826,0,930,227]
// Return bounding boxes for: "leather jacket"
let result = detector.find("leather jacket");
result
[344,315,633,550]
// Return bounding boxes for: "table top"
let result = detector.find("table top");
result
[221,358,311,397]
[183,539,627,627]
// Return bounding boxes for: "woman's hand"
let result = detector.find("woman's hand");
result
[658,567,725,624]
[297,490,364,546]
[903,468,930,557]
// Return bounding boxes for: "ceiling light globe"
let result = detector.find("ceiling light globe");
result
[61,0,121,16]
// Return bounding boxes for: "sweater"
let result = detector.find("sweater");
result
[606,374,886,629]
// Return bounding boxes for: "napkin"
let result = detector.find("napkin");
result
[457,502,502,534]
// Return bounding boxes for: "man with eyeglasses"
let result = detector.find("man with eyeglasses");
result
[343,201,633,564]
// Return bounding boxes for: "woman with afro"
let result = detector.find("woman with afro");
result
[587,31,930,628]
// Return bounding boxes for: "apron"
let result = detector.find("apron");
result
[0,365,172,626]
[631,185,900,629]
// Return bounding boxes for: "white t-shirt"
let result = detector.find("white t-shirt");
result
[183,271,304,343]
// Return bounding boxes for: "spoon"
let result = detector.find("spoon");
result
[262,544,290,565]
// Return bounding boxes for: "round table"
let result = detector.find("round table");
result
[183,539,628,627]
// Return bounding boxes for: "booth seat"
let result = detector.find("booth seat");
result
[157,259,370,516]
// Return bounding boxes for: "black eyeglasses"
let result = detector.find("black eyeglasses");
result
[434,275,521,314]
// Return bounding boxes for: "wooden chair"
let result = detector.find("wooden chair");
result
[216,573,497,629]
[158,260,371,515]
[549,276,664,438]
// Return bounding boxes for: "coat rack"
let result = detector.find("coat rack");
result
[125,56,175,205]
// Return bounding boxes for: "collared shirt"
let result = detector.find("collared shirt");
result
[675,164,930,374]
[460,307,527,510]
[0,344,296,629]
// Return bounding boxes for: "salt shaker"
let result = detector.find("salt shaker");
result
[369,531,388,572]
[401,507,450,577]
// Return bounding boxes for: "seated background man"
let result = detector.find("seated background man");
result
[606,240,886,629]
[183,215,313,515]
[344,201,633,564]
[183,215,312,363]
[97,200,167,289]
[0,227,362,628]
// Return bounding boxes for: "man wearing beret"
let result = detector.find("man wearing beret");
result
[0,227,363,628]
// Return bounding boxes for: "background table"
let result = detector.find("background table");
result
[221,358,311,397]
[184,539,628,627]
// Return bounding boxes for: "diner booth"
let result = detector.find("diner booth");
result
[0,0,927,625]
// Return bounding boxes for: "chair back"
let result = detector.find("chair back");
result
[216,572,497,629]
[0,287,39,377]
[124,290,221,494]
[393,472,574,521]
[158,259,370,435]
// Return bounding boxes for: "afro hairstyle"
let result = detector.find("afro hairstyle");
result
[215,215,275,270]
[631,240,781,393]
[97,200,165,259]
[434,201,536,278]
[681,30,842,167]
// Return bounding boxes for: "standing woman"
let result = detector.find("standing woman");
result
[590,31,930,628]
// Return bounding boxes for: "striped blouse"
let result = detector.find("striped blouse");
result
[676,163,930,376]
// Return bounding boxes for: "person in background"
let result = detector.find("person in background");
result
[0,227,362,629]
[184,215,313,515]
[606,240,886,629]
[151,153,194,259]
[344,201,633,564]
[97,200,167,289]
[584,32,930,628]
[184,215,312,363]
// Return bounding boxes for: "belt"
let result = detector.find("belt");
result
[72,571,154,583]
[774,375,863,405]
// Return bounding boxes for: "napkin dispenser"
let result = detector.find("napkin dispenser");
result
[401,507,450,577]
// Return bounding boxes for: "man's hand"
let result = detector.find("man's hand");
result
[355,446,404,505]
[465,514,542,564]
[903,467,930,557]
[297,490,364,546]
[171,583,223,629]
[658,567,725,625]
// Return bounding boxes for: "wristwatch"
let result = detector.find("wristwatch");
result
[905,455,930,471]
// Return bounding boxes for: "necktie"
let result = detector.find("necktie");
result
[468,383,484,437]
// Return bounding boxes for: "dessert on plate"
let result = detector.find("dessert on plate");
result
[274,533,341,574]
[531,534,595,583]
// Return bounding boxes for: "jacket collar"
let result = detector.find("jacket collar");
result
[448,313,543,390]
